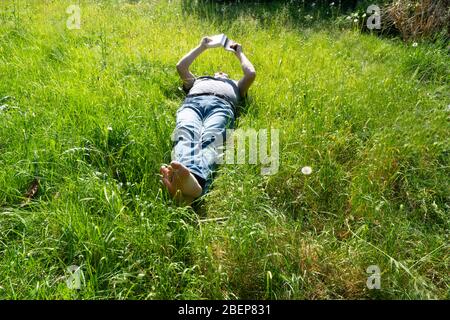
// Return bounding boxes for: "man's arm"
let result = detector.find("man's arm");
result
[232,43,256,97]
[176,37,211,92]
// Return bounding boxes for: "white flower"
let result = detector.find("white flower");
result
[346,16,351,20]
[107,126,113,131]
[353,19,359,23]
[312,3,316,7]
[330,2,335,6]
[362,13,367,18]
[412,42,418,47]
[301,166,313,175]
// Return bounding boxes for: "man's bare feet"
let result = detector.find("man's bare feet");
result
[160,161,203,205]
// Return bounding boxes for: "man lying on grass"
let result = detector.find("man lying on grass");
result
[160,36,256,205]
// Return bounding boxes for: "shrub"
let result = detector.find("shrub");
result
[382,0,450,41]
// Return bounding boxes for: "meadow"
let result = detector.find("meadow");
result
[0,0,448,299]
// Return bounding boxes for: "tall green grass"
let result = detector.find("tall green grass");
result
[0,0,448,299]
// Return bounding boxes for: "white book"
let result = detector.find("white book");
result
[207,34,236,52]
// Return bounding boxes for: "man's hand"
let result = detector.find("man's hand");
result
[199,36,212,49]
[230,42,243,55]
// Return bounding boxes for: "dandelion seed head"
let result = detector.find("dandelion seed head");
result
[301,166,313,175]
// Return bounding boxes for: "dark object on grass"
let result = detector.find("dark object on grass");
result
[21,178,40,207]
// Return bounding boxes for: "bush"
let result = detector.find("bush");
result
[382,0,450,41]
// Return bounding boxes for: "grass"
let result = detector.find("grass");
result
[0,0,448,299]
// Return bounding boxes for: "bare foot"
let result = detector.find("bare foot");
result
[160,161,202,204]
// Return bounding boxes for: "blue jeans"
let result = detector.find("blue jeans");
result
[172,95,235,196]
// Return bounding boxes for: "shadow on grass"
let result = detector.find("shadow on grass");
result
[181,0,365,28]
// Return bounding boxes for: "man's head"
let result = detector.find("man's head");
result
[214,71,229,79]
